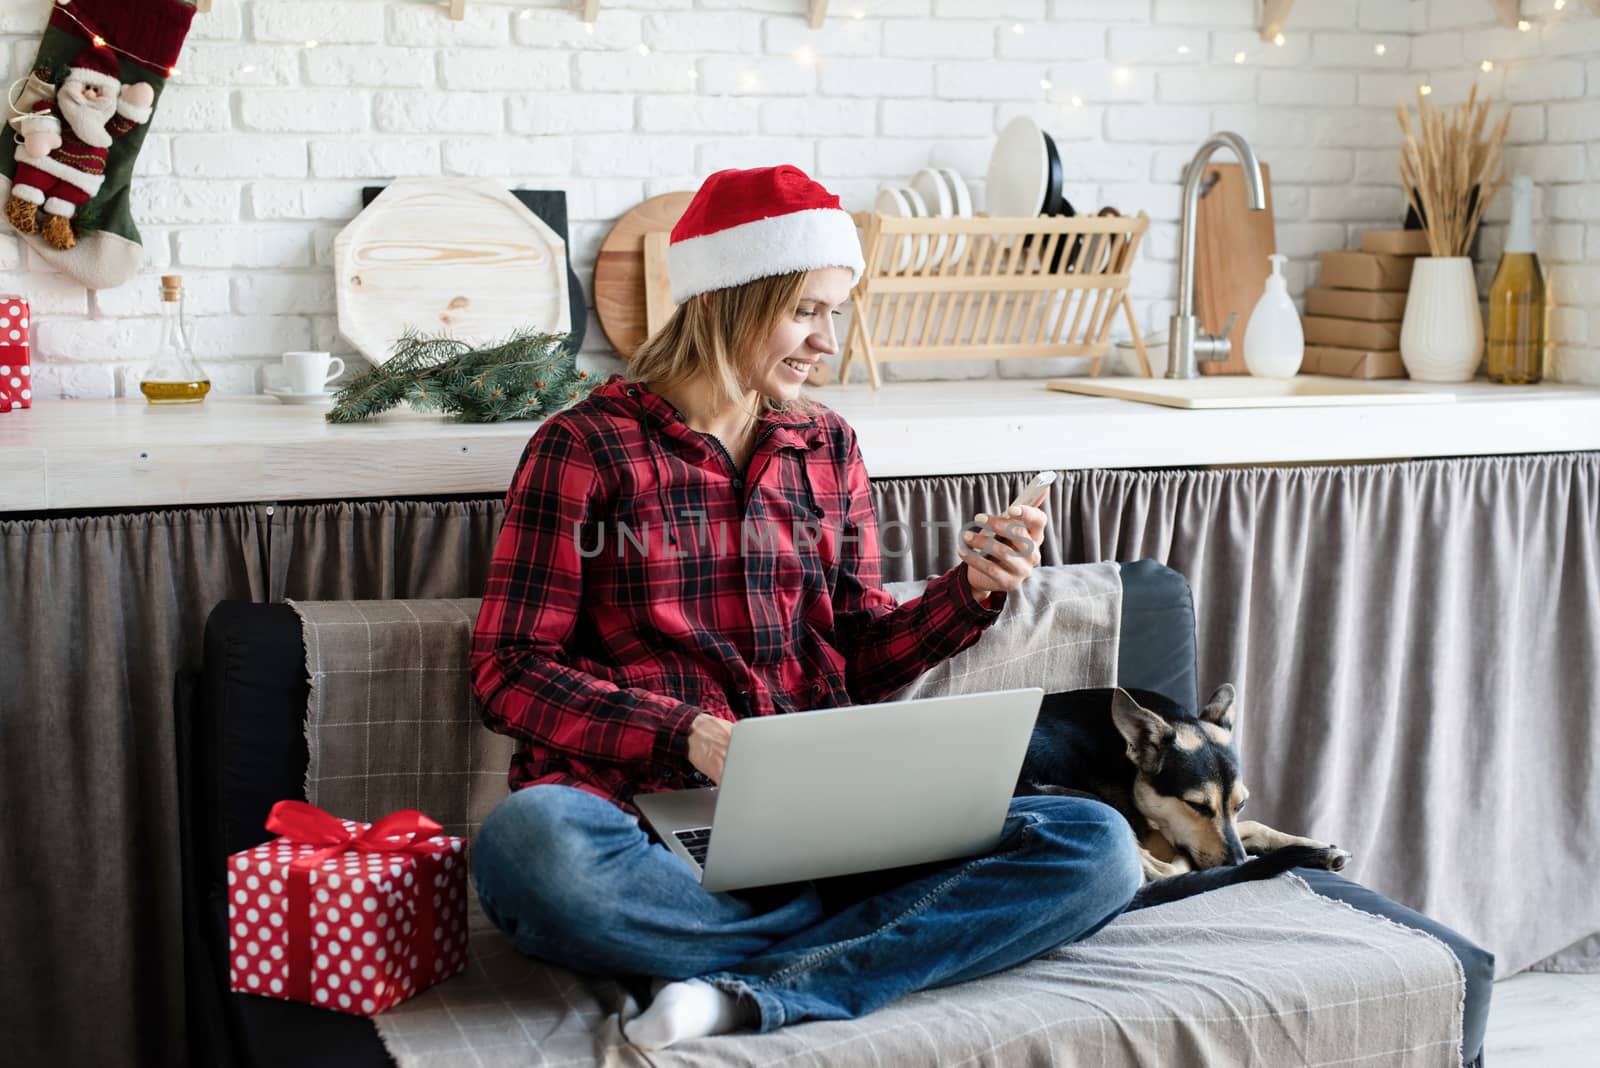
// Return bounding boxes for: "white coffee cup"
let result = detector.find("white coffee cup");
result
[281,351,344,394]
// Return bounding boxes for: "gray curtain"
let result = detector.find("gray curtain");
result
[874,455,1600,978]
[267,498,506,601]
[1,506,268,1068]
[4,454,1596,1065]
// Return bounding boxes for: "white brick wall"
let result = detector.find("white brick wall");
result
[0,0,1594,397]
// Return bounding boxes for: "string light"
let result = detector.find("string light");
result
[1039,78,1053,90]
[1374,42,1387,56]
[1070,94,1083,107]
[1419,83,1433,95]
[792,45,815,66]
[1554,0,1566,9]
[636,43,650,55]
[1011,23,1024,34]
[1480,59,1494,72]
[1233,50,1246,63]
[49,4,185,81]
[305,39,319,48]
[1176,44,1190,55]
[1273,32,1285,46]
[1517,19,1531,30]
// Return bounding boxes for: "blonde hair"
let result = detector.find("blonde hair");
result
[625,271,823,420]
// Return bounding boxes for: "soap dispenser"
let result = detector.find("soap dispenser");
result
[1243,253,1304,378]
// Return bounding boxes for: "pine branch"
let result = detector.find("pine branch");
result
[325,328,591,424]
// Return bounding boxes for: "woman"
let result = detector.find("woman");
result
[469,165,1142,1050]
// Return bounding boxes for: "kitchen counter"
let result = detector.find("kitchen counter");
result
[3,376,1598,512]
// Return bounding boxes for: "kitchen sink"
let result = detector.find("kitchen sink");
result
[1045,375,1457,410]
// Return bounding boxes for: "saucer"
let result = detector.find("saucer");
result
[267,386,335,405]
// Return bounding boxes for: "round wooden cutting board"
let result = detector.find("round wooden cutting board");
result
[334,178,570,366]
[593,191,694,360]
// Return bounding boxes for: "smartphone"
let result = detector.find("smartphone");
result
[1005,470,1057,513]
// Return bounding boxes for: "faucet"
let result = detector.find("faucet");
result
[1168,132,1267,379]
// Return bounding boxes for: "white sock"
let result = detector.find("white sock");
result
[622,979,751,1049]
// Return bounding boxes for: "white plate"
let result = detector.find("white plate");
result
[898,185,931,272]
[937,167,972,262]
[909,168,951,269]
[873,186,917,273]
[267,387,336,405]
[985,116,1049,219]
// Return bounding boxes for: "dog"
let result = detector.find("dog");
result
[1016,684,1350,909]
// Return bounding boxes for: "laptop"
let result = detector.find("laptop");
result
[634,687,1044,892]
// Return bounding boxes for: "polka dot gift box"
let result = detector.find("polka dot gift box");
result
[228,800,468,1015]
[0,296,30,412]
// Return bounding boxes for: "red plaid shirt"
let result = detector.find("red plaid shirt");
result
[471,373,1005,814]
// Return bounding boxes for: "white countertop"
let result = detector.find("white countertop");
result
[3,376,1598,512]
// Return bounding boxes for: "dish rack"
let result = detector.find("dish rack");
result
[839,210,1152,389]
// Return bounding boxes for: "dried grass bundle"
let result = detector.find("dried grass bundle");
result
[1395,85,1510,258]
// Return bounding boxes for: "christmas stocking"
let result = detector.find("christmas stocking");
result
[1,0,194,290]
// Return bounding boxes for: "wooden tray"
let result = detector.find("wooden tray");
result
[334,178,570,366]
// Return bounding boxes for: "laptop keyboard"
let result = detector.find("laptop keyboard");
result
[673,827,712,865]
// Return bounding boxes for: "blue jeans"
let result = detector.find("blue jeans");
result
[472,784,1144,1031]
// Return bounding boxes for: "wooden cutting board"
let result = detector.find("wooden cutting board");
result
[593,192,695,360]
[1194,162,1275,376]
[361,186,586,356]
[334,178,570,366]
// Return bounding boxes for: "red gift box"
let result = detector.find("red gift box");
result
[228,801,468,1015]
[0,296,30,410]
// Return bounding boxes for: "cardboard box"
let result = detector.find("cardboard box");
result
[1318,251,1415,291]
[1359,230,1432,256]
[1304,315,1403,351]
[1304,287,1408,321]
[1302,345,1407,379]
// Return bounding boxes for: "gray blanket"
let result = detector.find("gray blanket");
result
[371,876,1463,1068]
[289,567,1464,1066]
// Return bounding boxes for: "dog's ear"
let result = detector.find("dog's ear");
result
[1199,683,1237,732]
[1111,688,1173,773]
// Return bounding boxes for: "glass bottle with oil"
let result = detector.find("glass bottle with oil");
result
[138,274,211,404]
[1486,176,1546,385]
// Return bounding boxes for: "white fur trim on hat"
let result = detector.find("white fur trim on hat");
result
[70,67,122,97]
[115,97,152,125]
[668,207,865,305]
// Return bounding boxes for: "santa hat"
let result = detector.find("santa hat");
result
[668,165,865,305]
[69,39,123,97]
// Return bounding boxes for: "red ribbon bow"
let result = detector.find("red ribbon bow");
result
[262,800,450,1008]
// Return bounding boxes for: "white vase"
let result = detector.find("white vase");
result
[1400,257,1483,382]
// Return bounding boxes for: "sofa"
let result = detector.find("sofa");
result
[177,560,1490,1068]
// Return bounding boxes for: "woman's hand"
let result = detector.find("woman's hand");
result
[960,502,1048,603]
[687,713,735,784]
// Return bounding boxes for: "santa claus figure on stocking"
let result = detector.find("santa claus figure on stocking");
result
[5,39,153,251]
